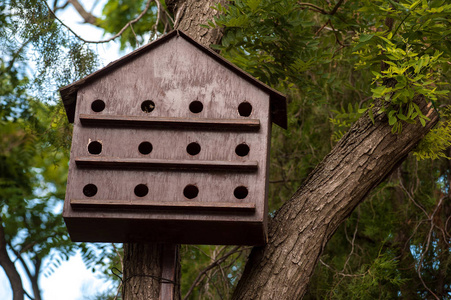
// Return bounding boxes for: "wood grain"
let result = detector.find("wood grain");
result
[75,156,258,172]
[63,33,273,245]
[79,114,261,131]
[70,199,256,212]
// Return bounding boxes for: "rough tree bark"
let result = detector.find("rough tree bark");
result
[232,98,438,299]
[167,0,226,47]
[122,1,440,299]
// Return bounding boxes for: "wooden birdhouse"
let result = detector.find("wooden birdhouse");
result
[60,30,286,245]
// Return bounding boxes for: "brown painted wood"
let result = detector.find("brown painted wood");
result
[159,244,178,300]
[79,114,261,131]
[64,217,266,245]
[75,156,258,172]
[61,30,279,245]
[60,30,287,128]
[70,199,256,212]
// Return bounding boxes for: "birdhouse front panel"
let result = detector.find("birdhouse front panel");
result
[61,31,286,245]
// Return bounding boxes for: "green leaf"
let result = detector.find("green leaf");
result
[247,0,261,12]
[371,86,386,98]
[410,0,421,10]
[369,109,375,124]
[397,113,408,121]
[358,108,368,114]
[388,111,397,125]
[420,117,426,126]
[359,34,374,43]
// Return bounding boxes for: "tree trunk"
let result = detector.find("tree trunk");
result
[0,219,24,300]
[232,98,438,299]
[169,0,226,47]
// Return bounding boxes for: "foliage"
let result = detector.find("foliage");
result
[0,1,119,299]
[212,0,451,298]
[180,245,249,299]
[2,0,99,98]
[0,98,74,297]
[1,0,451,299]
[100,0,172,49]
[414,107,451,159]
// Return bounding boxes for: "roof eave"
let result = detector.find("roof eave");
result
[59,30,287,129]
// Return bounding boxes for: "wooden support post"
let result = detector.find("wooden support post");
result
[159,244,179,300]
[123,243,180,300]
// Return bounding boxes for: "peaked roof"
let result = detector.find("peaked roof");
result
[59,30,287,129]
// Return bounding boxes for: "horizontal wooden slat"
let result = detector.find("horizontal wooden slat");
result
[79,114,260,131]
[75,157,258,172]
[70,199,256,213]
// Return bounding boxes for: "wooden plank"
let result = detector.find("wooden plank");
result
[75,156,258,172]
[79,114,260,131]
[70,199,256,213]
[159,244,178,300]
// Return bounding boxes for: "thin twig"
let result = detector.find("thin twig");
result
[416,197,443,300]
[298,2,329,14]
[130,24,140,47]
[328,19,344,47]
[341,212,359,273]
[113,282,122,300]
[41,0,153,44]
[153,0,161,41]
[53,0,69,12]
[173,2,186,29]
[315,21,330,36]
[399,181,429,217]
[319,259,369,277]
[183,246,244,300]
[112,243,123,271]
[329,0,345,15]
[445,214,451,238]
[112,243,123,300]
[298,0,345,15]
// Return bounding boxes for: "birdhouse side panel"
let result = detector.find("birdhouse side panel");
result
[65,85,270,220]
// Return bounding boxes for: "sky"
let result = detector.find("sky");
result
[1,2,125,299]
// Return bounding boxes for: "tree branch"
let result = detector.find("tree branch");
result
[298,0,345,15]
[67,0,98,25]
[41,0,153,44]
[329,0,345,15]
[297,2,329,14]
[10,246,42,300]
[53,0,69,12]
[0,218,24,300]
[233,98,439,299]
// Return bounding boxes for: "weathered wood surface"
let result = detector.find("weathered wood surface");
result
[63,32,273,245]
[60,30,287,128]
[70,199,256,212]
[160,244,179,300]
[74,157,258,172]
[79,114,261,131]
